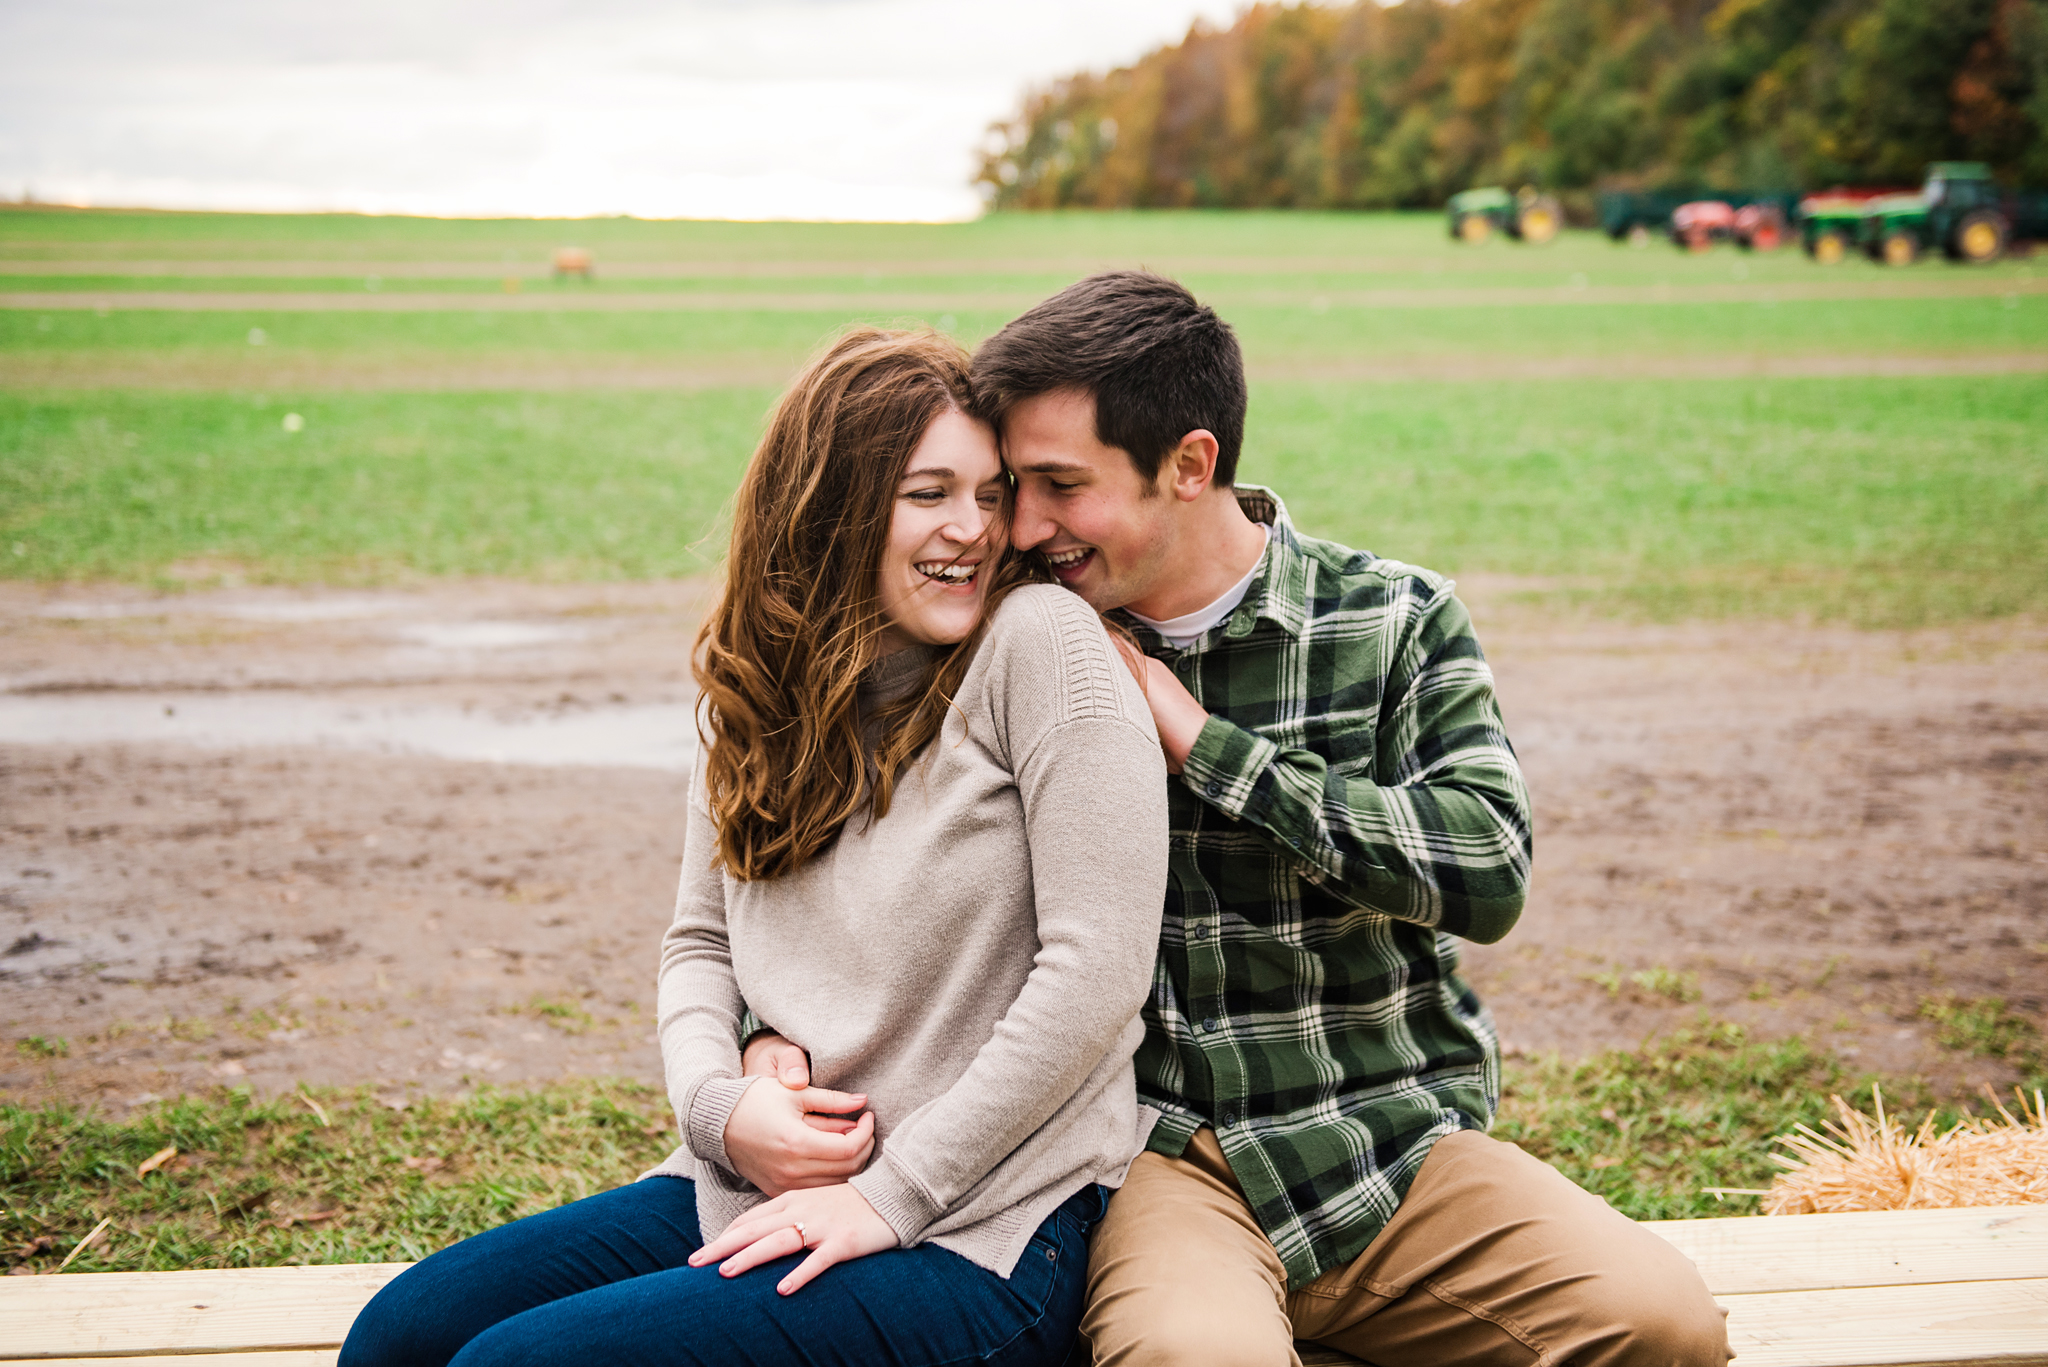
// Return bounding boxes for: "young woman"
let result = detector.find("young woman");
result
[340,328,1168,1367]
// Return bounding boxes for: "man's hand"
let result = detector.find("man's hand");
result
[1141,656,1210,774]
[688,1182,898,1295]
[743,1031,814,1090]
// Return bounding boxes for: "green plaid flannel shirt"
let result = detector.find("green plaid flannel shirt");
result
[1113,485,1532,1289]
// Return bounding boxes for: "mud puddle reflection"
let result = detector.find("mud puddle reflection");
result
[0,692,698,771]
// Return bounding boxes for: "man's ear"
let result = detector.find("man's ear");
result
[1164,430,1221,504]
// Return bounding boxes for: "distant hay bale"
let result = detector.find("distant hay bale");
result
[1763,1086,2048,1214]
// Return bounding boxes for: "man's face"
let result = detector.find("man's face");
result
[1004,388,1177,613]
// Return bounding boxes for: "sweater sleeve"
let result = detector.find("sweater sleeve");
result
[656,772,754,1176]
[849,588,1169,1243]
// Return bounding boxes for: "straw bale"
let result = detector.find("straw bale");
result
[1763,1086,2048,1215]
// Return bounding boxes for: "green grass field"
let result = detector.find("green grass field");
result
[5,205,2045,624]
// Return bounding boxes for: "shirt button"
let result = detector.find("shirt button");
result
[1221,1109,1238,1128]
[1202,1017,1217,1033]
[1191,924,1208,941]
[1204,780,1221,798]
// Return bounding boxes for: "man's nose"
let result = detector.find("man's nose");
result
[1010,487,1054,550]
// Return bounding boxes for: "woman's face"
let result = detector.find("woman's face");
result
[875,408,1007,652]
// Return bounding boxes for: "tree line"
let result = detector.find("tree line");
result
[977,0,2048,210]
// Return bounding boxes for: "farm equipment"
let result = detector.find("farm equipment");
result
[1448,186,1563,244]
[1601,189,1797,245]
[1669,200,1735,249]
[1667,200,1787,251]
[1733,203,1785,250]
[1851,162,2048,265]
[1796,190,1894,263]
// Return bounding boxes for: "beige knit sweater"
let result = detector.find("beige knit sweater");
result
[647,584,1168,1278]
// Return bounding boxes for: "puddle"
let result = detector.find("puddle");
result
[34,600,600,651]
[39,596,404,623]
[0,693,698,771]
[393,621,590,650]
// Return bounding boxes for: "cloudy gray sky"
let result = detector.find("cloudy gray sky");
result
[0,0,1244,220]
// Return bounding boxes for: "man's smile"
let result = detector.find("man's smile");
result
[1043,546,1094,581]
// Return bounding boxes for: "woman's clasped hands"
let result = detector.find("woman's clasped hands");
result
[704,1054,891,1294]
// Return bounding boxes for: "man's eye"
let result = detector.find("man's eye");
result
[1050,481,1081,493]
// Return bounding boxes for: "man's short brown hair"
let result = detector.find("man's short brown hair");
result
[970,271,1247,486]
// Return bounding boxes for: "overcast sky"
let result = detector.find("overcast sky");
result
[0,0,1246,221]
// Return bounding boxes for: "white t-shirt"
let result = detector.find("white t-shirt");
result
[1125,524,1270,649]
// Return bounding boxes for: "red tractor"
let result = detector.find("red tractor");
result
[1733,203,1785,250]
[1670,200,1785,251]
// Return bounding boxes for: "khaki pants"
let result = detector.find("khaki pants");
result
[1080,1128,1730,1367]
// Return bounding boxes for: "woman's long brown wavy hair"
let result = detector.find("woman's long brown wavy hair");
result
[693,327,1042,882]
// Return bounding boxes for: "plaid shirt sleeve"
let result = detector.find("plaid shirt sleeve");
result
[1178,578,1531,945]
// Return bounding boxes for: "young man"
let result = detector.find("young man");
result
[733,273,1729,1366]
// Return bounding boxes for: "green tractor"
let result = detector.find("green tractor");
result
[1448,186,1563,244]
[1852,162,2048,265]
[1797,193,1882,264]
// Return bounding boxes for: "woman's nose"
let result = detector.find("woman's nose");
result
[942,497,990,544]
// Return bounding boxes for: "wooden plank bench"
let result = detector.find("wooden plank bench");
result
[2,1206,2042,1365]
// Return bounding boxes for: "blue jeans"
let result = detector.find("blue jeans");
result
[340,1177,1108,1367]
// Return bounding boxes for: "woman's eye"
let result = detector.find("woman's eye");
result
[905,489,945,503]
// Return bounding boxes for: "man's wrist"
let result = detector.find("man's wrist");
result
[1182,714,1279,821]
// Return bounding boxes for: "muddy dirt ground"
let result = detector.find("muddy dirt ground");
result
[3,580,2043,1115]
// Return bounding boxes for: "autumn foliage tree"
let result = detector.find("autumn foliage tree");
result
[977,0,2048,209]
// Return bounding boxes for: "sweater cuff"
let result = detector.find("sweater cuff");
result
[848,1149,945,1247]
[686,1075,758,1173]
[1182,714,1279,822]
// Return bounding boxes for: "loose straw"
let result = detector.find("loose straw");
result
[1762,1085,2048,1215]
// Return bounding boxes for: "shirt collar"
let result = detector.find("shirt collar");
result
[1222,484,1310,640]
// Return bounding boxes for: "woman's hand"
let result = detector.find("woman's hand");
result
[1140,656,1210,774]
[723,1075,875,1197]
[687,1183,899,1295]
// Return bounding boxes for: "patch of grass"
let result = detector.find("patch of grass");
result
[0,390,770,583]
[15,1036,70,1059]
[522,997,596,1035]
[1493,1021,1933,1221]
[1918,994,2047,1085]
[1254,374,2048,627]
[4,375,2043,628]
[1,1025,2006,1271]
[1,1079,677,1273]
[1586,966,1703,1004]
[6,294,2043,369]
